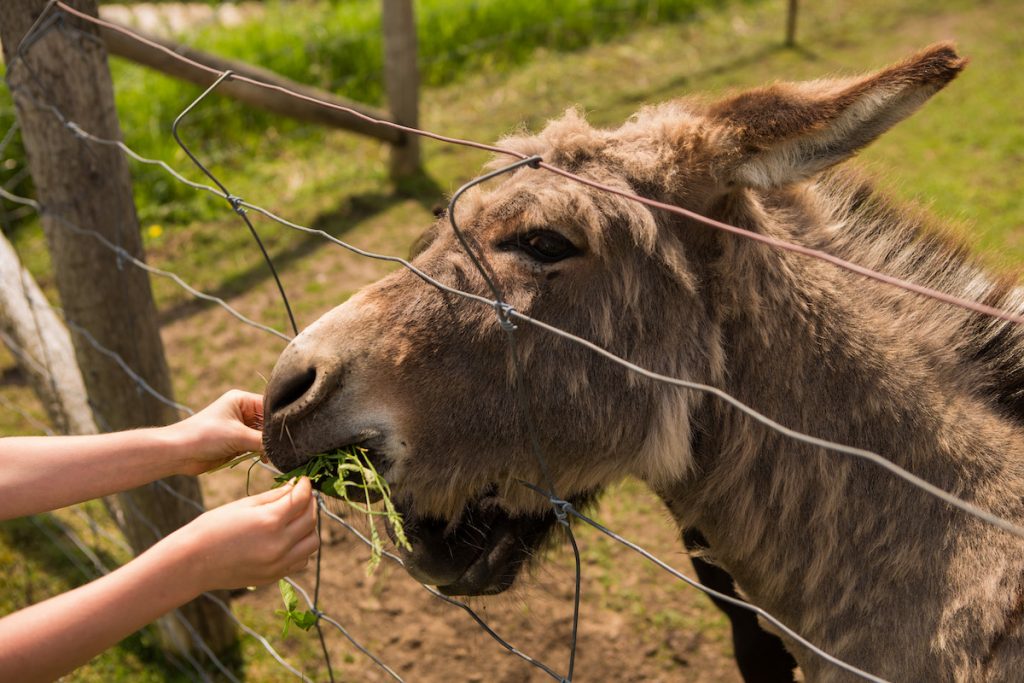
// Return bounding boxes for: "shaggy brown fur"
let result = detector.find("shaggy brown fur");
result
[264,45,1024,680]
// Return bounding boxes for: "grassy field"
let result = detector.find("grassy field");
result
[1,0,727,228]
[1,0,1023,680]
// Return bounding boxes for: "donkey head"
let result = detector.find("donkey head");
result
[263,45,964,595]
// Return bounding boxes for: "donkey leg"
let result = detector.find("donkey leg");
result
[683,527,797,683]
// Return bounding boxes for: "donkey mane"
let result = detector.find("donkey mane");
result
[804,169,1024,420]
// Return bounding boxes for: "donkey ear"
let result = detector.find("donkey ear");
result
[710,44,966,189]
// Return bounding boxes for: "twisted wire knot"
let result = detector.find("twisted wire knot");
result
[494,301,518,332]
[66,121,86,140]
[549,496,573,527]
[226,194,247,216]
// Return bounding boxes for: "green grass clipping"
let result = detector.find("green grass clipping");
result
[216,447,413,637]
[272,448,415,634]
[272,446,412,575]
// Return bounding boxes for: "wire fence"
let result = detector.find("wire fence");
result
[2,2,1024,682]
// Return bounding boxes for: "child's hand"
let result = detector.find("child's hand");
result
[167,478,319,593]
[166,390,265,475]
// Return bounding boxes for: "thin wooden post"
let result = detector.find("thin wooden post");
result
[0,0,236,657]
[785,0,799,47]
[381,0,421,180]
[0,230,97,437]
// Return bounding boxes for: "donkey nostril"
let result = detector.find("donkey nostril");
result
[268,367,317,413]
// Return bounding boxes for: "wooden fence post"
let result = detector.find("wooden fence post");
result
[99,20,403,144]
[381,0,421,180]
[0,0,236,657]
[785,0,799,47]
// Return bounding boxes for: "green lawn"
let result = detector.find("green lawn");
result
[1,0,1023,679]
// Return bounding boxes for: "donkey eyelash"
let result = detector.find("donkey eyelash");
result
[499,229,582,264]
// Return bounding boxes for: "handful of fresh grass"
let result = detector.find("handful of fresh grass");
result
[272,446,411,575]
[215,447,412,637]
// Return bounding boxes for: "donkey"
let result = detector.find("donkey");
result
[263,45,1024,681]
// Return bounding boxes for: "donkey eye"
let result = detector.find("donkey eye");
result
[509,230,580,264]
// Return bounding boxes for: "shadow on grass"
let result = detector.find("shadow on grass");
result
[0,514,245,681]
[157,170,445,330]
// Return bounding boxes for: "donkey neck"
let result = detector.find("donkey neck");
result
[658,189,1024,678]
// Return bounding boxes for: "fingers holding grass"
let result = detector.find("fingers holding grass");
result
[273,447,410,575]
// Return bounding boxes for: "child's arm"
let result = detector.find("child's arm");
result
[0,478,318,683]
[0,390,264,520]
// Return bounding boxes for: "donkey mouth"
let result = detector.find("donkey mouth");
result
[265,424,384,468]
[394,495,559,596]
[263,430,391,503]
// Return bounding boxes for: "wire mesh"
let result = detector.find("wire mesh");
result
[2,3,1023,682]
